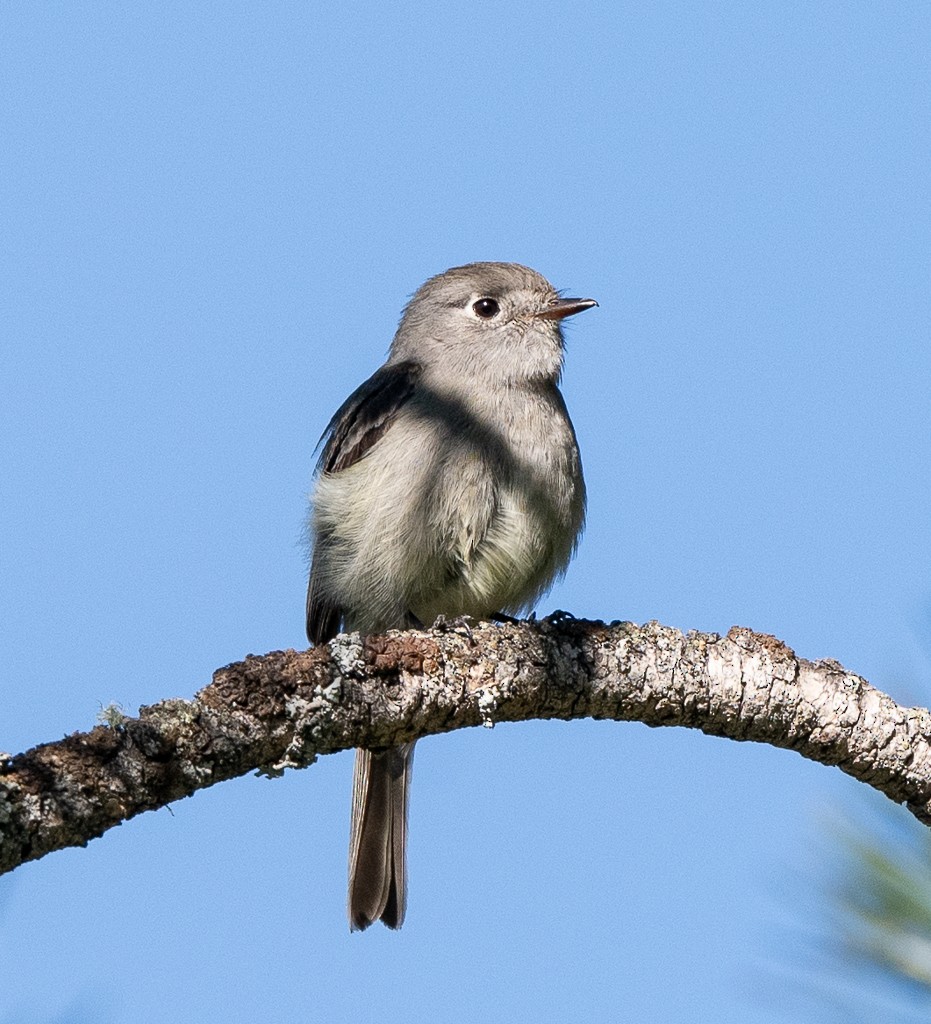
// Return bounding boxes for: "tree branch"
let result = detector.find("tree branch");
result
[3,618,931,876]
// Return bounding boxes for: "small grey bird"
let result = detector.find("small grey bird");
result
[306,262,595,931]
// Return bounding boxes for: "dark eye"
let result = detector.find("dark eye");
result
[472,297,500,319]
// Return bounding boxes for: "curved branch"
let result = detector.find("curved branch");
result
[3,618,931,876]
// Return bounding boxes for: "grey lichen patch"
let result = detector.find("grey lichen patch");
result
[260,695,320,776]
[173,762,213,787]
[307,680,344,713]
[96,703,129,729]
[0,782,15,824]
[474,685,498,729]
[327,633,366,677]
[259,683,345,776]
[301,680,344,735]
[285,694,317,720]
[145,697,200,724]
[908,707,931,737]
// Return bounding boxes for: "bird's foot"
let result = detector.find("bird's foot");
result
[431,614,475,642]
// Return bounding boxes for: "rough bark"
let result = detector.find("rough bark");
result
[3,617,931,876]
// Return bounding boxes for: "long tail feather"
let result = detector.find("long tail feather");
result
[347,743,415,931]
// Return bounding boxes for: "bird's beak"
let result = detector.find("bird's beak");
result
[535,297,599,320]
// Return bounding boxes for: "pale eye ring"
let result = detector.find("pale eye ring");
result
[472,297,500,319]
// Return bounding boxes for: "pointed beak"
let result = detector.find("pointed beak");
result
[535,297,599,320]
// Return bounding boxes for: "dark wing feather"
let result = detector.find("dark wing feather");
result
[306,360,421,645]
[317,360,422,474]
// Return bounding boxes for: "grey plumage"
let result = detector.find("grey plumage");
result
[306,262,595,931]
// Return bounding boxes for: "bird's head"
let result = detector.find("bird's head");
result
[389,262,596,386]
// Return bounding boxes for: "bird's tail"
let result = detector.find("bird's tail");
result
[348,742,415,931]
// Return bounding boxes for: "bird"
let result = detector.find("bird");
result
[306,261,596,930]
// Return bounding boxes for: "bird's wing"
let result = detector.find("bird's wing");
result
[316,360,422,474]
[306,360,422,644]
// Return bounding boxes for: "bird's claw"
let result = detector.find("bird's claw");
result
[431,614,475,642]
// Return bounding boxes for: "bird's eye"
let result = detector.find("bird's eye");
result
[472,297,500,319]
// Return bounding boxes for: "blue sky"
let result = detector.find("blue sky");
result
[2,3,930,1022]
